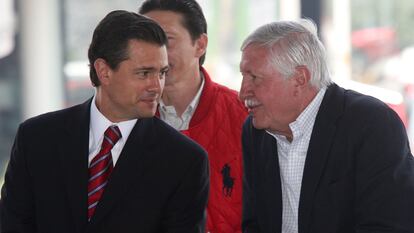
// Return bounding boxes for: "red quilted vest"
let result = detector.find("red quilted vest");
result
[157,67,248,232]
[182,68,248,233]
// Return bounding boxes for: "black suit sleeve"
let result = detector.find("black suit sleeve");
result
[0,124,37,233]
[354,104,414,232]
[241,118,260,233]
[162,147,210,233]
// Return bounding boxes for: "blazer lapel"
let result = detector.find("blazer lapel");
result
[58,99,92,232]
[298,84,344,233]
[260,130,283,232]
[89,118,159,225]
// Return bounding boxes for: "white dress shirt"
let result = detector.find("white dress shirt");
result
[267,87,326,233]
[158,75,205,130]
[88,95,137,166]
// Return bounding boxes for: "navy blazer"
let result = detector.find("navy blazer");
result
[242,83,414,233]
[0,99,209,233]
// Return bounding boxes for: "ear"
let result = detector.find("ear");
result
[94,58,111,85]
[293,65,311,89]
[195,33,208,58]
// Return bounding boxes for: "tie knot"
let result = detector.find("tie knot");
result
[103,125,122,149]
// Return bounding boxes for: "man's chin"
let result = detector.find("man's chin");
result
[137,110,157,119]
[252,118,266,130]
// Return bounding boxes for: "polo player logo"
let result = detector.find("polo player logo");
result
[221,163,234,197]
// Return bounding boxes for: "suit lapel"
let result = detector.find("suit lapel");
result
[89,118,159,225]
[259,129,283,232]
[298,84,344,233]
[58,99,92,232]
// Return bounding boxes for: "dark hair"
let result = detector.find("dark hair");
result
[139,0,207,65]
[88,10,168,86]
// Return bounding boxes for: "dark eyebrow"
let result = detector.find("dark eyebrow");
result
[133,66,169,73]
[133,67,156,72]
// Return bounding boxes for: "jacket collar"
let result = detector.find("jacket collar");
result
[298,83,345,233]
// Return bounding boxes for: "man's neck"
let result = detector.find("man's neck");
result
[162,68,203,117]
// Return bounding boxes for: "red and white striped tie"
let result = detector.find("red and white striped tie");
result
[87,125,121,221]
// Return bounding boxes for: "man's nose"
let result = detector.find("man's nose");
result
[238,78,250,102]
[147,75,162,91]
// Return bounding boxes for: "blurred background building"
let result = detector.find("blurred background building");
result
[1,0,414,187]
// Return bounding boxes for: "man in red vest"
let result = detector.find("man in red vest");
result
[140,1,248,232]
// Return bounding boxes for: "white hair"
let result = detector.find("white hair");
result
[241,19,331,89]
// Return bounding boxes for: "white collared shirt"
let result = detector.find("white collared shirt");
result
[158,75,205,130]
[88,95,137,166]
[267,87,326,233]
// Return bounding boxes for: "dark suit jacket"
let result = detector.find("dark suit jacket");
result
[0,99,209,233]
[242,83,414,233]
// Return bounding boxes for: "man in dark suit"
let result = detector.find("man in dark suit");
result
[0,10,209,233]
[239,19,414,233]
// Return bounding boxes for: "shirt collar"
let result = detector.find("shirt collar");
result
[267,87,326,142]
[290,87,326,140]
[90,94,137,148]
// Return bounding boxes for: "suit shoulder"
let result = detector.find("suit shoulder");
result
[344,89,389,110]
[344,89,400,121]
[22,105,73,126]
[20,101,88,133]
[328,87,405,135]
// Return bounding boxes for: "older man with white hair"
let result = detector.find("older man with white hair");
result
[239,19,414,233]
